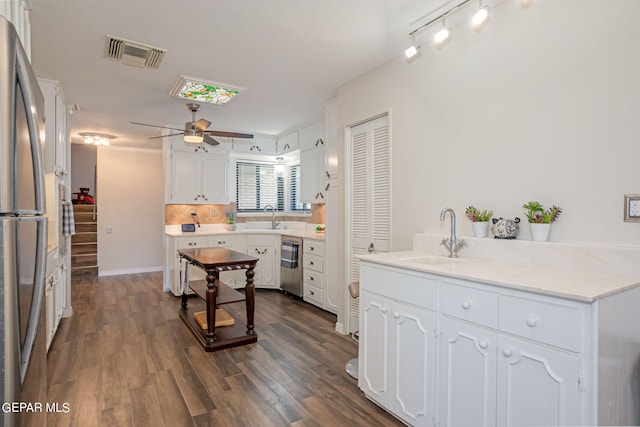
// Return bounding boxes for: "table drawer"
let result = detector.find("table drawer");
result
[499,295,580,352]
[441,282,499,329]
[304,270,323,288]
[303,253,323,273]
[303,283,323,305]
[303,239,324,255]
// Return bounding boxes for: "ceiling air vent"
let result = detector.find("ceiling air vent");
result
[103,35,166,70]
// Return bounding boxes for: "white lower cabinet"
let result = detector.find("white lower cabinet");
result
[359,262,593,427]
[45,261,67,352]
[165,234,247,295]
[438,317,579,427]
[359,266,437,426]
[246,235,278,289]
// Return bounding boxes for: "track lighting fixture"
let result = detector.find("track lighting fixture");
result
[405,35,420,59]
[434,17,451,46]
[472,1,490,29]
[404,0,510,56]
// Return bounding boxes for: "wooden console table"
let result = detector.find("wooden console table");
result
[177,247,259,352]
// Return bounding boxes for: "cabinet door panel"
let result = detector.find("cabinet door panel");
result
[438,317,497,427]
[170,152,201,203]
[392,302,436,426]
[201,154,229,204]
[359,291,390,404]
[497,335,580,427]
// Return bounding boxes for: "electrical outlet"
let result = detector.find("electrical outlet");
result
[210,209,216,217]
[624,194,640,223]
[106,226,112,234]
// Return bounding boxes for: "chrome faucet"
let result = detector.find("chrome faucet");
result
[440,207,465,258]
[264,205,280,229]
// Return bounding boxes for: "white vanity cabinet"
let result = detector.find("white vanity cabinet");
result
[438,280,581,427]
[359,265,437,427]
[359,261,601,427]
[246,234,278,289]
[166,147,229,204]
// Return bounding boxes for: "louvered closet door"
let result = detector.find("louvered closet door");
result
[349,115,390,333]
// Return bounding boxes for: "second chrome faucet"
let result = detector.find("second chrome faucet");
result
[440,207,465,258]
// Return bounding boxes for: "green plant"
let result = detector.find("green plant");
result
[224,210,236,224]
[522,201,562,223]
[465,206,493,222]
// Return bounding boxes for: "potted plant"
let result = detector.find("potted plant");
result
[522,201,562,241]
[225,210,237,231]
[465,206,493,237]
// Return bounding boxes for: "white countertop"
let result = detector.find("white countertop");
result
[165,225,325,241]
[358,250,640,303]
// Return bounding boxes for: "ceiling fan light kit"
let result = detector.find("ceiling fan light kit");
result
[130,102,254,147]
[169,75,246,106]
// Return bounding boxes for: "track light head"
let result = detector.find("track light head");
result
[405,45,420,59]
[434,27,450,46]
[472,6,490,29]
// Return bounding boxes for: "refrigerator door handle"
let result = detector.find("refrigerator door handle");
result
[16,36,46,214]
[18,216,47,382]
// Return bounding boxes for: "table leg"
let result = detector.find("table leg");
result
[245,265,256,335]
[205,271,219,344]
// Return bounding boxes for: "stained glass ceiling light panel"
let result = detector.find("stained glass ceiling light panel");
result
[169,75,246,105]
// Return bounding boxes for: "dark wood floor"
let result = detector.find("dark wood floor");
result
[46,272,403,426]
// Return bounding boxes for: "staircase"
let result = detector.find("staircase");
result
[71,205,98,277]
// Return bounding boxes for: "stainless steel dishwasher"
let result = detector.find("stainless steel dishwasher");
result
[280,235,302,297]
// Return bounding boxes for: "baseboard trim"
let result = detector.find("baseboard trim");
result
[335,322,346,335]
[98,266,162,277]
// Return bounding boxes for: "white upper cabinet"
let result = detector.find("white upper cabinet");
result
[298,120,325,151]
[166,149,229,204]
[231,134,276,155]
[38,79,68,179]
[276,131,299,154]
[300,146,326,203]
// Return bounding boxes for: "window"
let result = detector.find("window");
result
[236,161,309,213]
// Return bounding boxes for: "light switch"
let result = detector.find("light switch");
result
[106,226,113,234]
[624,194,640,223]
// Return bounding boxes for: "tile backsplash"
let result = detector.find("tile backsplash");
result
[165,203,325,225]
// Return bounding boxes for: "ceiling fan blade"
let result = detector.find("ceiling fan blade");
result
[130,122,185,132]
[205,130,254,139]
[194,119,211,132]
[203,134,220,147]
[148,133,184,140]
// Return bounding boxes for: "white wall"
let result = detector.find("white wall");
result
[337,0,640,249]
[70,144,96,196]
[96,147,163,275]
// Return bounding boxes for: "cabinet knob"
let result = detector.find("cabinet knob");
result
[308,276,314,281]
[325,183,330,191]
[526,316,538,327]
[393,312,400,319]
[380,307,388,313]
[308,261,314,266]
[478,340,488,349]
[308,290,315,296]
[309,246,315,251]
[502,347,513,357]
[218,241,225,244]
[461,301,471,310]
[202,195,208,201]
[325,171,331,179]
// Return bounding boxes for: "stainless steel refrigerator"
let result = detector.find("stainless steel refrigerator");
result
[0,16,48,427]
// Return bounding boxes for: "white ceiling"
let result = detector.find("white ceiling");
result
[28,0,452,150]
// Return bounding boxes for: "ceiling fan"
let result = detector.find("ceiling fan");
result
[131,103,253,146]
